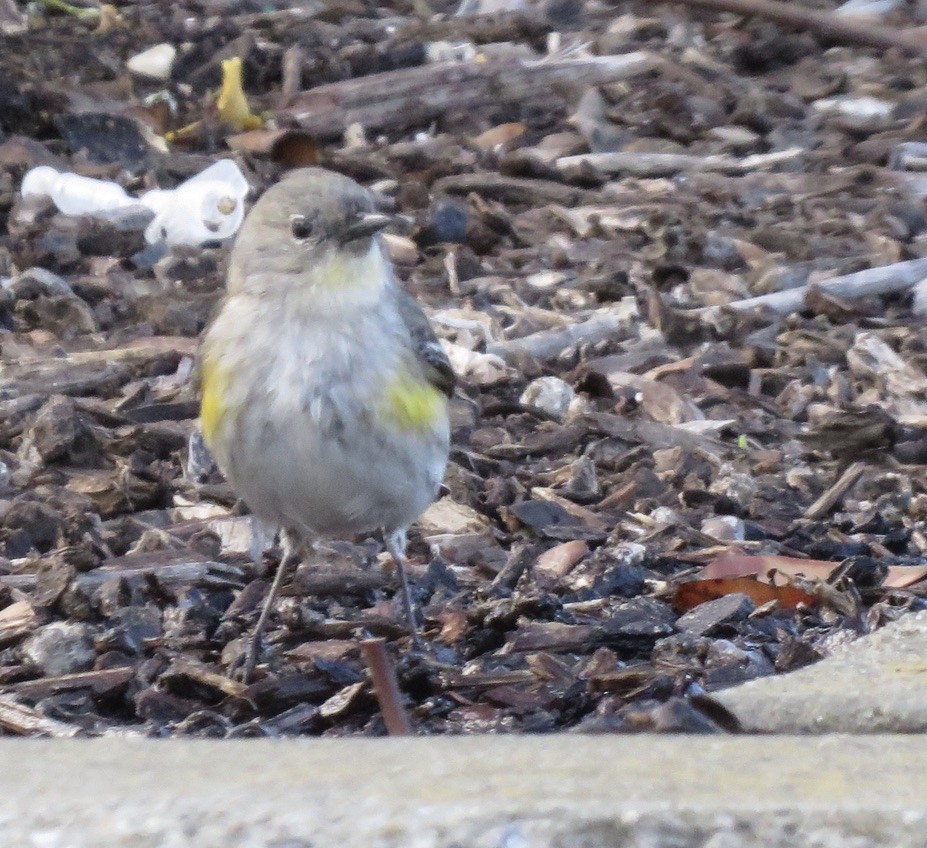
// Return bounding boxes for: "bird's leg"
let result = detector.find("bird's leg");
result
[385,528,424,650]
[242,527,301,683]
[249,517,278,577]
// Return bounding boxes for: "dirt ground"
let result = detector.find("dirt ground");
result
[2,0,927,737]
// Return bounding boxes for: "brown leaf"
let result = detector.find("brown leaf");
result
[699,553,839,583]
[884,566,927,588]
[435,606,469,644]
[672,577,816,613]
[471,122,526,153]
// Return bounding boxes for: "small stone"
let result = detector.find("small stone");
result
[604,597,676,637]
[418,497,489,535]
[812,95,895,131]
[3,498,64,555]
[75,206,153,258]
[520,376,575,422]
[417,199,468,246]
[534,540,588,587]
[593,563,646,598]
[912,278,927,317]
[55,113,152,167]
[21,621,95,676]
[16,293,97,335]
[127,43,177,81]
[707,124,760,151]
[17,395,100,466]
[677,593,755,637]
[9,266,72,299]
[701,515,746,542]
[153,249,221,289]
[564,456,600,501]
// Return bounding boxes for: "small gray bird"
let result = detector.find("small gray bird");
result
[199,167,454,680]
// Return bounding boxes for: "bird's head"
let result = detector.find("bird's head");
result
[228,167,392,295]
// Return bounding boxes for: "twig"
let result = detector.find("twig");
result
[557,147,804,179]
[9,668,134,700]
[491,544,539,592]
[0,694,83,737]
[655,0,927,57]
[487,307,636,364]
[360,639,412,736]
[694,257,927,318]
[281,52,660,137]
[277,45,305,109]
[804,462,867,520]
[434,173,596,206]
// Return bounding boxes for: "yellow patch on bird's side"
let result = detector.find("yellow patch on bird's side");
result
[383,375,444,430]
[199,356,230,448]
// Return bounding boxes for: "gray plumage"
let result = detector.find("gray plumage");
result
[199,168,453,672]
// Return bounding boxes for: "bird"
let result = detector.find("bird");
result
[198,167,455,681]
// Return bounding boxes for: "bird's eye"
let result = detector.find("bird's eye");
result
[290,215,314,240]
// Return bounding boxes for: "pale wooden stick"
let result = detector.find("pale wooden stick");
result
[557,147,804,179]
[695,257,927,318]
[281,52,660,137]
[658,0,927,57]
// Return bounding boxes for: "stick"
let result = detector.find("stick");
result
[277,45,305,109]
[0,694,82,737]
[695,257,927,318]
[487,308,635,363]
[655,0,927,57]
[360,638,413,736]
[803,462,867,520]
[434,173,596,206]
[557,147,804,179]
[491,544,538,592]
[280,52,660,137]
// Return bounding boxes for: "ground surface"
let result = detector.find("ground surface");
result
[5,734,927,847]
[2,0,927,737]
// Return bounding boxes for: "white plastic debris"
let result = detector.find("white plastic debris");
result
[21,167,133,216]
[140,160,249,246]
[126,43,177,80]
[21,159,249,247]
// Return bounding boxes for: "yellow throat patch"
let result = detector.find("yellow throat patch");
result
[199,357,229,448]
[315,243,386,290]
[383,374,444,430]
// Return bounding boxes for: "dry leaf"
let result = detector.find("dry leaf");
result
[673,577,816,612]
[884,566,927,588]
[227,128,320,168]
[435,606,469,644]
[699,553,840,583]
[472,122,525,153]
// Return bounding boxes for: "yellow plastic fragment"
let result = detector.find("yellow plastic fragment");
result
[166,56,262,143]
[216,58,263,131]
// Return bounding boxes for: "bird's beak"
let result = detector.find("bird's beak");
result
[339,212,393,244]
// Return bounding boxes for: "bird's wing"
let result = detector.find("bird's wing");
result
[392,287,456,399]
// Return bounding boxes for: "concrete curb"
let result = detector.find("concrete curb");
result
[715,609,927,732]
[2,736,926,847]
